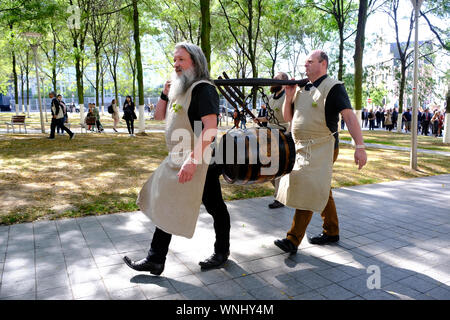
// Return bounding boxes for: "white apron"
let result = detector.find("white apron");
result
[268,91,290,132]
[276,77,341,212]
[137,80,214,238]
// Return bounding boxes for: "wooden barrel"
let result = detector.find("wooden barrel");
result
[217,127,295,184]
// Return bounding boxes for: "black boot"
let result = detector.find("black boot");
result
[199,251,230,270]
[123,256,164,275]
[307,233,339,245]
[268,200,284,209]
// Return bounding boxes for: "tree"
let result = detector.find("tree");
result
[217,0,264,108]
[67,0,91,121]
[200,0,211,70]
[132,0,145,133]
[308,0,358,81]
[88,0,111,109]
[353,0,383,115]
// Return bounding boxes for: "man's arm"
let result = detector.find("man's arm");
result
[341,109,367,170]
[178,114,217,184]
[154,81,171,120]
[283,81,297,122]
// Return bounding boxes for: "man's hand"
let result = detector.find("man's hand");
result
[163,80,171,96]
[177,158,197,184]
[354,148,367,170]
[284,78,297,101]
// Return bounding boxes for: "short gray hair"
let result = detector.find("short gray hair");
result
[175,42,210,81]
[49,91,56,97]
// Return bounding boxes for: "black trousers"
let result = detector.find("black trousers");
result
[147,164,230,264]
[50,118,73,138]
[125,118,134,134]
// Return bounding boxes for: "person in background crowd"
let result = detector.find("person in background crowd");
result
[240,108,247,129]
[385,108,393,131]
[421,107,432,136]
[92,103,104,133]
[110,99,120,132]
[56,94,68,135]
[48,91,74,140]
[123,96,137,136]
[368,109,376,130]
[257,104,269,127]
[375,108,382,128]
[392,108,398,131]
[402,108,412,133]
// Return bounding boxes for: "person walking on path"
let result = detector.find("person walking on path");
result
[123,42,231,275]
[48,91,75,140]
[273,50,367,254]
[56,94,68,135]
[123,96,137,136]
[92,103,104,133]
[109,99,120,132]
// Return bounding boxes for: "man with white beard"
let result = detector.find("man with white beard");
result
[123,42,231,275]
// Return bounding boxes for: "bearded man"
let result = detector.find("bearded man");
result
[123,42,231,275]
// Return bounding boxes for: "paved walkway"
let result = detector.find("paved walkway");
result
[0,174,449,300]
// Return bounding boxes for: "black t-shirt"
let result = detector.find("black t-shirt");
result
[312,75,353,149]
[187,82,219,133]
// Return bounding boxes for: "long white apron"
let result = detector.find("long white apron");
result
[137,80,213,238]
[276,77,341,212]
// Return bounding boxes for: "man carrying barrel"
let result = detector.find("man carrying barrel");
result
[123,42,231,275]
[254,71,291,209]
[274,50,367,254]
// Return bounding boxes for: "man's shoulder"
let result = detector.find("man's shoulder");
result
[191,81,219,100]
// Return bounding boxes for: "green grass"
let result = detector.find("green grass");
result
[1,128,449,225]
[340,130,450,152]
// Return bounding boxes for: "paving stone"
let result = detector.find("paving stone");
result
[195,269,231,285]
[37,286,73,300]
[110,286,146,300]
[181,286,218,300]
[0,279,35,298]
[398,274,440,293]
[425,286,450,300]
[139,279,177,299]
[72,280,108,299]
[0,174,448,300]
[169,274,204,292]
[207,279,248,299]
[315,283,356,300]
[248,284,290,300]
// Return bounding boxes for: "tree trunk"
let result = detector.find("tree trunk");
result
[200,0,211,71]
[398,64,406,130]
[338,27,344,81]
[26,51,30,117]
[353,0,368,112]
[133,0,145,133]
[95,51,100,108]
[20,68,25,113]
[443,87,450,143]
[75,56,84,121]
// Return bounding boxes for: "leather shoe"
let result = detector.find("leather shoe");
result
[268,200,284,209]
[123,256,164,275]
[199,251,229,270]
[274,238,297,254]
[308,233,339,245]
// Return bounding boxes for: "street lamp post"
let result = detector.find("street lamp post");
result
[22,32,45,133]
[410,0,423,170]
